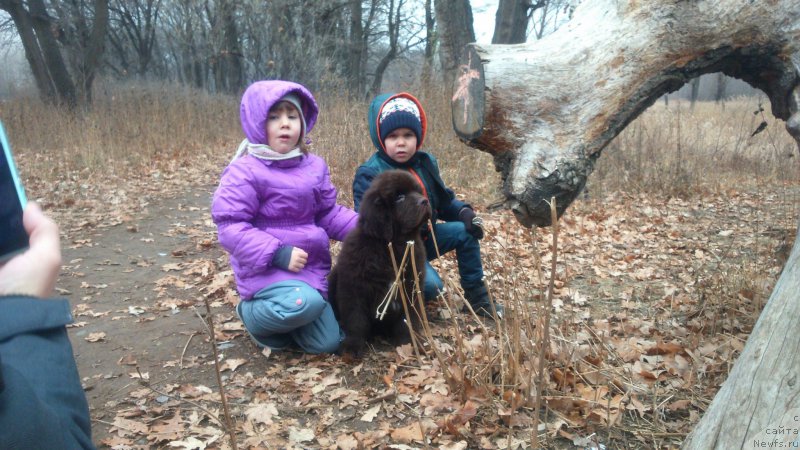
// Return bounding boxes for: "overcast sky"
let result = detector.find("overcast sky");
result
[472,1,495,44]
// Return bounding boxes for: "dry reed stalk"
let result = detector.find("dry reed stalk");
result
[202,297,239,450]
[408,243,455,385]
[532,197,559,449]
[439,281,470,397]
[428,218,493,392]
[133,367,229,430]
[387,242,423,363]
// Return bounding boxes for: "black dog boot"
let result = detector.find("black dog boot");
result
[463,284,504,319]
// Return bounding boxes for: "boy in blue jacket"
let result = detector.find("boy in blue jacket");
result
[352,92,505,319]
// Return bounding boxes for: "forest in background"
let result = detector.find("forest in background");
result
[0,0,582,107]
[0,0,755,107]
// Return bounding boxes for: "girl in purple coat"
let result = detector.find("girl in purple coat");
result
[212,80,357,354]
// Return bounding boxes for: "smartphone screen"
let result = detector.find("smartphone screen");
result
[0,121,28,262]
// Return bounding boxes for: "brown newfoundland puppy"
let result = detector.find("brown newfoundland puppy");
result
[329,170,432,358]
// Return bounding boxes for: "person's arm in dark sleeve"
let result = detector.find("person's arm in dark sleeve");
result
[439,187,468,222]
[424,154,466,221]
[352,166,378,212]
[0,296,96,450]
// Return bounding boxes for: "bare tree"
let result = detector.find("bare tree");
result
[57,0,109,104]
[369,0,402,96]
[0,0,109,107]
[1,0,435,99]
[160,0,210,89]
[209,0,242,93]
[357,0,425,95]
[345,0,366,94]
[434,0,475,91]
[1,0,73,106]
[107,0,161,78]
[253,1,353,91]
[1,0,61,102]
[715,72,728,104]
[491,0,544,44]
[690,77,700,108]
[420,0,435,85]
[530,0,575,40]
[452,1,800,448]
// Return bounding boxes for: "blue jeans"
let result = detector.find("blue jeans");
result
[422,221,485,300]
[237,280,342,354]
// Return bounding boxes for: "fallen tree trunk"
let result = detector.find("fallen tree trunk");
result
[451,1,800,448]
[452,0,799,227]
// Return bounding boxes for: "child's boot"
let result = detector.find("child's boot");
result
[463,283,504,319]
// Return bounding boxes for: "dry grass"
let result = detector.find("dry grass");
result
[590,97,800,198]
[4,84,795,200]
[2,81,495,208]
[2,81,240,190]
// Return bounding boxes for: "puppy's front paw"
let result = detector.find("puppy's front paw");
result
[388,323,411,346]
[340,337,366,361]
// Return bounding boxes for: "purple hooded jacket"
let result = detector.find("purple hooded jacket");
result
[211,80,357,300]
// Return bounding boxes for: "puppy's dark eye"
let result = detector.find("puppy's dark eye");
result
[395,194,406,204]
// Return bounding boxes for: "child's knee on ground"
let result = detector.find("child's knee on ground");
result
[291,302,341,354]
[242,281,328,335]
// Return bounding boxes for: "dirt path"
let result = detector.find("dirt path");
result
[59,185,243,443]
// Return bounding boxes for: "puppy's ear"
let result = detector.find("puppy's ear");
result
[359,195,394,241]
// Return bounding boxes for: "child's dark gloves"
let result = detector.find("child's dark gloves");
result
[458,207,484,240]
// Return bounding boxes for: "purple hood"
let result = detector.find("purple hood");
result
[240,80,319,145]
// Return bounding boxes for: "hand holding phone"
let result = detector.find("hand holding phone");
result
[0,202,62,298]
[0,121,28,262]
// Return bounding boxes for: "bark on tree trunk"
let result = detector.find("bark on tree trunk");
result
[451,1,800,448]
[0,0,78,107]
[715,73,728,104]
[27,0,78,108]
[211,0,241,94]
[690,77,701,109]
[491,0,543,44]
[422,0,436,85]
[434,0,476,93]
[452,0,798,227]
[346,0,365,96]
[1,0,56,103]
[79,0,109,105]
[222,1,242,92]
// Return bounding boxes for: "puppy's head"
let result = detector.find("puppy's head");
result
[360,170,432,242]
